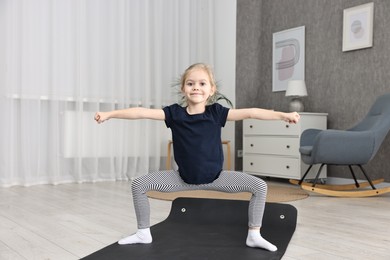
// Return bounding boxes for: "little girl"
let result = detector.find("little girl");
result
[95,63,300,252]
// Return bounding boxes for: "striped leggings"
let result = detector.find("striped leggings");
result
[131,170,268,229]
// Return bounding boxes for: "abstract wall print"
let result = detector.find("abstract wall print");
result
[272,26,305,92]
[343,2,374,52]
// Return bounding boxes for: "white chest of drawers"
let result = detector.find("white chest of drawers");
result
[243,113,328,179]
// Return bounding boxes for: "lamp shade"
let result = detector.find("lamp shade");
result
[285,80,308,97]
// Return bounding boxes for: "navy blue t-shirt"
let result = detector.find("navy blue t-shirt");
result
[163,103,230,184]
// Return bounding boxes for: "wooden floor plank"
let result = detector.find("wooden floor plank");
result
[0,180,389,259]
[0,215,78,260]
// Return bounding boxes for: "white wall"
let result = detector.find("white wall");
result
[214,0,237,170]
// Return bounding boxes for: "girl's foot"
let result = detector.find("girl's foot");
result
[246,230,277,252]
[118,228,153,245]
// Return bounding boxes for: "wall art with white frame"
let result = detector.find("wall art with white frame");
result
[272,26,305,92]
[342,2,374,52]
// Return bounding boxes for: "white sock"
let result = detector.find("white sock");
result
[246,229,277,252]
[118,228,153,245]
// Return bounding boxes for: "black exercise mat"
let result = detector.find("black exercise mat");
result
[82,198,297,260]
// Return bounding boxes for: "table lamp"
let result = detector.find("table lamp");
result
[285,80,307,112]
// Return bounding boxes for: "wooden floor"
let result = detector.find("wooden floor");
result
[1,179,390,260]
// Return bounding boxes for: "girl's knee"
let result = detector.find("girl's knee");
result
[131,176,147,193]
[252,177,267,193]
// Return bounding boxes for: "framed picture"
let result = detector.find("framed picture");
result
[342,2,374,52]
[272,26,305,92]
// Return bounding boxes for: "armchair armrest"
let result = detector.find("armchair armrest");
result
[300,129,323,147]
[311,130,375,165]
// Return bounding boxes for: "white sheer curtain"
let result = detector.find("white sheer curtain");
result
[0,0,236,187]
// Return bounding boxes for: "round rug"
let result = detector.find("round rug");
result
[147,184,308,203]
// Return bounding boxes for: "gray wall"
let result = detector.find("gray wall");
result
[236,0,390,181]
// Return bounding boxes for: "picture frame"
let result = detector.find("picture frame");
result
[272,26,305,92]
[342,2,374,52]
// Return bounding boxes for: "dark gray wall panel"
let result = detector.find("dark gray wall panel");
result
[236,0,390,181]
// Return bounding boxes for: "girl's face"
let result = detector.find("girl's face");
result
[181,69,215,106]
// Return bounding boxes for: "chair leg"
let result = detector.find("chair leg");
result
[312,163,326,187]
[348,165,360,188]
[357,165,377,190]
[298,165,313,185]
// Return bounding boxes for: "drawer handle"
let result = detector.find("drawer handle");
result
[250,125,253,128]
[250,162,254,166]
[286,165,290,169]
[285,125,289,128]
[250,144,254,147]
[286,145,290,149]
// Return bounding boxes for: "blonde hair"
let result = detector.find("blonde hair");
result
[176,63,233,107]
[180,63,217,91]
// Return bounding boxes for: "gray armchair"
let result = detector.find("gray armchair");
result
[297,93,390,197]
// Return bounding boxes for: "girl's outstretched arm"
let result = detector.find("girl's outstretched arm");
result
[227,108,300,124]
[94,107,165,124]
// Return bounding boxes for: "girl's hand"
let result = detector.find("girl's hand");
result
[284,112,300,124]
[94,112,109,124]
